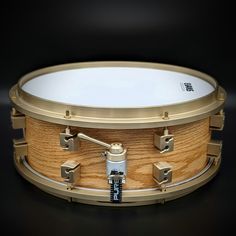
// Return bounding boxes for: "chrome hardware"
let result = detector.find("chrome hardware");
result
[207,140,222,165]
[153,162,172,188]
[60,129,127,182]
[77,133,111,149]
[210,110,225,131]
[76,133,127,182]
[11,108,26,129]
[106,144,127,184]
[61,159,80,189]
[154,127,174,153]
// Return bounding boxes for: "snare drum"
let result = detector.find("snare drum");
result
[10,61,226,206]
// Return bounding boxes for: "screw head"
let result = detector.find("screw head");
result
[110,143,124,154]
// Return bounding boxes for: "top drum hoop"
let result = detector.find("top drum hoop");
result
[9,61,226,129]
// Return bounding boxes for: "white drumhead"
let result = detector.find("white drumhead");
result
[22,67,215,108]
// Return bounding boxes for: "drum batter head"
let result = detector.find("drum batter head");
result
[22,66,214,108]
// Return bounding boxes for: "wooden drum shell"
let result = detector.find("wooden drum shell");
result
[26,116,211,190]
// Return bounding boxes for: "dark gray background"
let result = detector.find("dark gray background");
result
[1,1,236,235]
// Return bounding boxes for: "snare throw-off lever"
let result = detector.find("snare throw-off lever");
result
[101,143,127,203]
[60,128,127,203]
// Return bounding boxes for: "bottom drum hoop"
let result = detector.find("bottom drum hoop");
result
[14,155,220,206]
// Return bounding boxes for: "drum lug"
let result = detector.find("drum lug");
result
[61,160,81,189]
[11,108,26,129]
[60,128,79,151]
[13,138,28,162]
[153,162,172,189]
[154,127,174,153]
[217,86,226,101]
[210,110,225,131]
[11,108,27,162]
[207,140,222,165]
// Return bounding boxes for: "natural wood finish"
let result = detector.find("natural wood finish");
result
[25,117,211,190]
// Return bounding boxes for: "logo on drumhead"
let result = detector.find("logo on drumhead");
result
[180,82,194,92]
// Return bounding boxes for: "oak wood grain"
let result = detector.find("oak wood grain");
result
[26,117,211,189]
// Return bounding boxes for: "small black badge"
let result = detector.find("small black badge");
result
[180,82,194,92]
[110,171,123,203]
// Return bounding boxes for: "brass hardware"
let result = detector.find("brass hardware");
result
[13,138,28,158]
[12,108,27,162]
[217,86,226,101]
[61,160,80,188]
[64,110,71,119]
[65,110,70,117]
[207,140,222,156]
[15,155,218,206]
[154,127,174,153]
[210,110,225,130]
[153,162,172,188]
[60,127,79,151]
[207,140,222,165]
[162,111,169,120]
[11,108,25,129]
[10,62,226,129]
